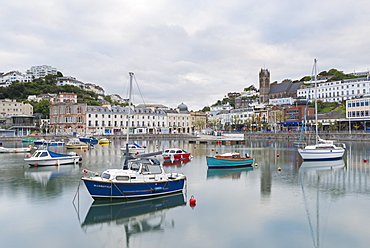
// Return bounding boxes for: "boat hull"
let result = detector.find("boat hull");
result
[298,148,345,161]
[0,147,32,153]
[25,157,80,166]
[82,177,186,199]
[162,153,191,161]
[206,156,254,168]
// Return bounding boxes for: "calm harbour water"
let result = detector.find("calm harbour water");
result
[1,139,370,248]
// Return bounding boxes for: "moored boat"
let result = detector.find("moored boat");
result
[65,139,89,149]
[81,72,187,200]
[22,137,37,143]
[206,152,254,168]
[24,149,81,167]
[162,148,192,161]
[297,59,346,161]
[120,142,145,154]
[82,157,187,200]
[0,146,33,153]
[98,138,112,145]
[47,140,65,146]
[78,136,98,145]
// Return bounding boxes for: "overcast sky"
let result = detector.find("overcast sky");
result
[1,0,370,110]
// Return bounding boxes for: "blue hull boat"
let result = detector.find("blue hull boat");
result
[206,152,254,169]
[79,137,98,145]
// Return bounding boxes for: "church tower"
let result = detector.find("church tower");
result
[259,68,270,103]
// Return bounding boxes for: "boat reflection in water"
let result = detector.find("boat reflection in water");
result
[162,157,191,167]
[207,166,254,180]
[24,164,80,185]
[81,193,186,246]
[299,159,345,248]
[299,159,345,172]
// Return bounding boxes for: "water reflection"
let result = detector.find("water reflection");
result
[81,193,186,248]
[24,164,81,185]
[207,166,254,179]
[299,159,346,248]
[162,157,192,167]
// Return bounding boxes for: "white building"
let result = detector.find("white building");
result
[0,71,28,87]
[26,65,57,79]
[84,83,105,95]
[56,76,84,88]
[269,97,295,105]
[297,76,370,103]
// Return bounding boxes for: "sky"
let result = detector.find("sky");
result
[1,0,370,111]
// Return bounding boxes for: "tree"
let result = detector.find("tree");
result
[201,106,210,112]
[194,120,206,131]
[33,99,52,118]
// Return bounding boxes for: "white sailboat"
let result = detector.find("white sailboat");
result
[298,59,346,161]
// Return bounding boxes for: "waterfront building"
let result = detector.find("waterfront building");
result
[190,111,207,133]
[49,102,87,135]
[0,99,33,117]
[297,75,370,103]
[346,97,370,130]
[164,103,191,134]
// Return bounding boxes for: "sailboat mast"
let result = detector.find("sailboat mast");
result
[127,72,134,144]
[314,59,319,144]
[124,72,134,166]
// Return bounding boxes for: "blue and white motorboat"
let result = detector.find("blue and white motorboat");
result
[81,72,186,200]
[206,152,254,169]
[78,136,98,145]
[24,149,81,167]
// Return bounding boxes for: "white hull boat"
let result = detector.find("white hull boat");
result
[0,146,33,153]
[24,149,81,167]
[298,59,345,161]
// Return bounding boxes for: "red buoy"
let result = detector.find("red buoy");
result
[276,154,280,158]
[189,195,196,208]
[364,159,367,163]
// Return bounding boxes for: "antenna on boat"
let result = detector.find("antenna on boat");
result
[124,72,134,168]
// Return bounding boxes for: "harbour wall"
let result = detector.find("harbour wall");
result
[2,132,369,144]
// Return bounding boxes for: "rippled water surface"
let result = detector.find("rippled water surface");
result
[1,139,370,248]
